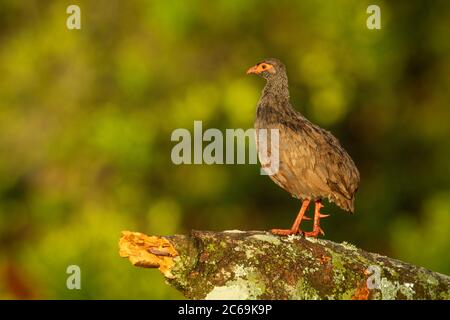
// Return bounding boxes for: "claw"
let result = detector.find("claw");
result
[319,214,330,218]
[319,227,325,236]
[302,215,312,221]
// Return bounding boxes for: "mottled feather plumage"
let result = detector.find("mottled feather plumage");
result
[252,58,360,212]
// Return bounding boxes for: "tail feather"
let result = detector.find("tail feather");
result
[329,194,355,213]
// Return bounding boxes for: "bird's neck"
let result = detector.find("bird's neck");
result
[261,75,290,108]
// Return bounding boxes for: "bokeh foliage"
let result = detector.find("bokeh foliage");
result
[0,0,449,299]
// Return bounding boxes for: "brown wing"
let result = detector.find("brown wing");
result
[313,126,360,208]
[257,125,326,199]
[276,121,360,212]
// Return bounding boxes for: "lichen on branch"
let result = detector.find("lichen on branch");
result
[119,230,450,300]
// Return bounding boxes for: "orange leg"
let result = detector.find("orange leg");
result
[304,200,329,238]
[271,199,311,235]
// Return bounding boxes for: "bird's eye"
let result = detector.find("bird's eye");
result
[262,64,267,69]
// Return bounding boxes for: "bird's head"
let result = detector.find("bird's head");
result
[246,58,286,81]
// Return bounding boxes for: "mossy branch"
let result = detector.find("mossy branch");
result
[119,230,449,300]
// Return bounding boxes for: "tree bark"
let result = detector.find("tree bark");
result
[119,230,450,300]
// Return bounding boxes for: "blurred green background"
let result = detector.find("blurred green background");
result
[1,0,449,299]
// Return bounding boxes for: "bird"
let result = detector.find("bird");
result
[247,58,360,237]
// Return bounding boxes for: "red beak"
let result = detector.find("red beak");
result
[246,65,259,74]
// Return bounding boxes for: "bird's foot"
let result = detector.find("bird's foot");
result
[303,200,328,238]
[304,226,325,238]
[270,228,301,236]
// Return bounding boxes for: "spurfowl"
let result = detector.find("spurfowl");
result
[247,58,360,237]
